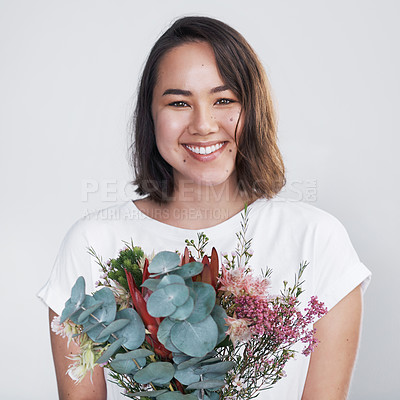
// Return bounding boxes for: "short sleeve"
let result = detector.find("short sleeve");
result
[313,214,371,311]
[37,218,96,316]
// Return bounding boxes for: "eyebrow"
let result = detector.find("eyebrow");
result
[162,85,230,96]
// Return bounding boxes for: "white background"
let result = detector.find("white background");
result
[1,0,399,398]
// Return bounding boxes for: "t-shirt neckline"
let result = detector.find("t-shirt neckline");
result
[128,197,268,237]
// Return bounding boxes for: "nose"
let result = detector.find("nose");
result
[188,105,218,136]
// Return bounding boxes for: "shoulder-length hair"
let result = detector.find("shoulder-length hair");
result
[130,16,285,203]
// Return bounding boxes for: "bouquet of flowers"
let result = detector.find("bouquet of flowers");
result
[54,206,327,399]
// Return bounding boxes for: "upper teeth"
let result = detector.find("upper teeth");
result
[185,143,224,155]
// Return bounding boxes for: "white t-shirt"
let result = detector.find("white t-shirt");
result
[38,198,371,400]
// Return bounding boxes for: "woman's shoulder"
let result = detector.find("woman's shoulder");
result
[63,201,137,242]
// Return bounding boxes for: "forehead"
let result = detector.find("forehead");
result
[155,42,225,91]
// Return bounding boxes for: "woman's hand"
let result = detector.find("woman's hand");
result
[302,285,363,400]
[49,308,107,400]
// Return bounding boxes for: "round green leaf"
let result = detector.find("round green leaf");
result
[211,304,228,344]
[92,287,117,324]
[148,251,180,274]
[195,361,234,376]
[186,283,216,324]
[157,318,175,346]
[157,393,197,400]
[169,296,194,321]
[170,316,218,357]
[116,349,154,360]
[186,379,225,390]
[174,366,200,385]
[164,284,190,307]
[115,308,146,350]
[70,276,86,307]
[110,357,138,374]
[96,337,126,364]
[171,262,204,278]
[133,362,175,385]
[141,278,161,291]
[158,275,185,289]
[96,318,130,340]
[147,289,177,317]
[127,390,168,398]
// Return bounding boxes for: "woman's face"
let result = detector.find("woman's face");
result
[151,41,243,191]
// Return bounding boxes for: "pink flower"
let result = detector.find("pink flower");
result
[219,266,269,297]
[226,317,252,346]
[244,275,270,297]
[218,265,248,296]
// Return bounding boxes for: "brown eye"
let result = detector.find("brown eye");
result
[169,101,189,107]
[215,98,236,105]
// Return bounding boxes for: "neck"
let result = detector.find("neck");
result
[168,178,247,228]
[135,177,252,229]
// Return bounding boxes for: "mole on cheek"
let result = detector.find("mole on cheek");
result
[229,149,232,153]
[183,159,186,162]
[230,117,233,122]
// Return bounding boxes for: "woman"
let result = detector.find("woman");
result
[39,16,371,399]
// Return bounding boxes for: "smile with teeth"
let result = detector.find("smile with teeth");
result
[184,142,225,155]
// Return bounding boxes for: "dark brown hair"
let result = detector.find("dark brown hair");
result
[130,16,285,203]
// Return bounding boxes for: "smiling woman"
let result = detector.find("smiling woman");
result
[132,17,285,212]
[38,15,371,400]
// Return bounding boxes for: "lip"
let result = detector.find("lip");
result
[182,141,228,162]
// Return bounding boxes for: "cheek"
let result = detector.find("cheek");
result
[154,111,185,149]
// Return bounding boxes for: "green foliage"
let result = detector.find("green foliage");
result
[107,242,144,290]
[148,251,181,275]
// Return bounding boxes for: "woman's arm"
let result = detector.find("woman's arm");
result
[49,308,107,400]
[302,284,363,400]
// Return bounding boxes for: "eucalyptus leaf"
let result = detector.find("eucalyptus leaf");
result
[186,379,225,390]
[164,284,190,307]
[110,357,139,374]
[96,337,126,364]
[192,390,219,400]
[60,300,82,324]
[174,366,200,385]
[126,390,168,398]
[169,296,194,321]
[158,274,185,289]
[210,305,228,345]
[148,251,180,274]
[70,276,86,307]
[92,287,117,324]
[147,289,177,317]
[195,361,234,375]
[81,321,102,334]
[171,262,204,278]
[85,322,110,343]
[163,337,181,353]
[170,316,218,357]
[172,354,191,365]
[133,362,175,385]
[177,356,205,370]
[115,308,146,350]
[157,393,197,400]
[77,301,104,324]
[141,278,161,292]
[157,318,176,346]
[97,318,130,340]
[116,349,154,360]
[186,283,216,324]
